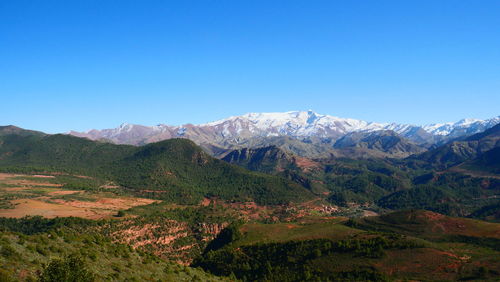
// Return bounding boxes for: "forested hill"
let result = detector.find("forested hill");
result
[0,127,314,205]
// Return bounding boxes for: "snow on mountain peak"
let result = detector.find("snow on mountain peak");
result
[195,111,500,139]
[422,116,500,136]
[118,123,133,132]
[198,111,384,138]
[70,111,500,147]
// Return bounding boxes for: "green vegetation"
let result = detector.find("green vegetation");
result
[470,202,500,222]
[223,141,500,219]
[1,126,498,219]
[0,217,226,281]
[111,139,313,205]
[191,210,500,281]
[0,216,100,235]
[39,255,95,282]
[0,130,314,205]
[193,236,419,281]
[378,173,500,216]
[204,222,243,253]
[0,126,499,281]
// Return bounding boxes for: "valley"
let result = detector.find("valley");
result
[0,118,499,281]
[4,0,500,280]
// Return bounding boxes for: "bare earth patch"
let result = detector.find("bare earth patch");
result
[0,199,99,219]
[0,172,160,219]
[0,173,23,180]
[293,157,320,172]
[51,197,158,211]
[0,196,159,219]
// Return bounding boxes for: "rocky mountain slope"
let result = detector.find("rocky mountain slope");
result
[68,111,500,158]
[410,123,500,169]
[333,130,426,158]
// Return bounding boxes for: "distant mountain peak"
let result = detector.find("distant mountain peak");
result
[68,111,500,157]
[422,116,500,136]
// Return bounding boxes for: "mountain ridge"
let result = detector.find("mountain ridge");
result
[410,123,500,169]
[69,111,500,154]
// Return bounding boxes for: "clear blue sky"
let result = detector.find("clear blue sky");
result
[1,0,499,133]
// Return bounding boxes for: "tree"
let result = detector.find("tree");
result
[38,255,95,282]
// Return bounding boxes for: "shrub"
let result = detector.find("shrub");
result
[38,254,95,282]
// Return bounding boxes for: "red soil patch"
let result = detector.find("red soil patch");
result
[410,211,500,238]
[0,194,158,219]
[200,197,212,207]
[2,187,26,192]
[293,157,320,172]
[417,210,446,221]
[52,197,158,211]
[0,173,22,180]
[0,199,100,219]
[378,248,462,280]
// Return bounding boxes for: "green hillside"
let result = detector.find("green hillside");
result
[0,216,227,281]
[0,128,314,205]
[463,147,500,174]
[193,210,500,281]
[221,135,500,219]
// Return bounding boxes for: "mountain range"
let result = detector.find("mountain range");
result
[1,118,500,281]
[3,120,500,217]
[69,111,500,158]
[222,123,500,217]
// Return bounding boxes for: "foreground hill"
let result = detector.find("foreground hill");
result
[0,216,227,281]
[351,209,500,239]
[193,210,500,281]
[0,126,314,205]
[0,160,498,280]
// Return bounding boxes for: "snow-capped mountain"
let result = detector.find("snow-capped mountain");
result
[422,117,500,137]
[200,110,387,138]
[68,111,500,156]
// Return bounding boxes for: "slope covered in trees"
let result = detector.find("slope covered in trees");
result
[0,127,314,205]
[193,210,500,281]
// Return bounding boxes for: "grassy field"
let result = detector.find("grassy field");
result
[238,217,361,246]
[352,209,500,239]
[194,210,500,281]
